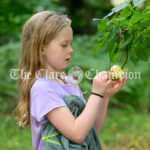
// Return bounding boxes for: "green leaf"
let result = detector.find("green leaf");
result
[129,55,139,65]
[107,18,125,26]
[120,37,133,51]
[100,25,118,53]
[133,0,146,7]
[95,0,150,65]
[104,2,130,18]
[109,42,119,63]
[112,51,120,63]
[104,0,146,19]
[109,42,117,59]
[97,18,109,33]
[128,12,144,26]
[93,32,110,54]
[105,25,118,44]
[117,7,132,19]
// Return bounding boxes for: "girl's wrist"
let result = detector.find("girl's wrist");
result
[91,92,104,99]
[103,94,111,99]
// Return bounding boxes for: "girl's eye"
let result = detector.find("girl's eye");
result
[62,44,72,47]
[62,45,67,47]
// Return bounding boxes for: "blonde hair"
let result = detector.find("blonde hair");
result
[14,11,72,128]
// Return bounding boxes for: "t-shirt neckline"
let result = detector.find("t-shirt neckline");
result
[39,75,76,86]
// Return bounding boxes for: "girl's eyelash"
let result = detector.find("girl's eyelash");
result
[62,43,72,47]
[62,45,67,47]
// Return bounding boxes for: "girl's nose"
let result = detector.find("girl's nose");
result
[68,47,74,54]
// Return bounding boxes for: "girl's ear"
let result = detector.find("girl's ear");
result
[42,46,46,56]
[41,50,45,56]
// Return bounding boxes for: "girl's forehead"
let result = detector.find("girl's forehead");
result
[56,26,73,42]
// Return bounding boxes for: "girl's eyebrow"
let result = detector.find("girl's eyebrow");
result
[61,39,73,42]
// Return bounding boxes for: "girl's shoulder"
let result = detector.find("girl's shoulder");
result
[30,76,57,94]
[30,75,78,93]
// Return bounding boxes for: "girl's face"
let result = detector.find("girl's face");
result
[42,25,74,72]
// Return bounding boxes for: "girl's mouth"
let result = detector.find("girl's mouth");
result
[66,58,70,62]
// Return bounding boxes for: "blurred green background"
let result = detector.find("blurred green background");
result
[0,0,150,150]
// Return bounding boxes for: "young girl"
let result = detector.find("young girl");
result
[14,11,126,150]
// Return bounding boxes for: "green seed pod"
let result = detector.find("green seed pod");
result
[110,65,124,81]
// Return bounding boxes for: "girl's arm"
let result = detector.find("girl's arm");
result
[93,76,126,134]
[46,73,126,144]
[46,71,110,144]
[93,96,109,134]
[46,94,103,144]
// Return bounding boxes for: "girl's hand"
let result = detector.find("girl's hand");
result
[104,72,126,98]
[92,71,112,96]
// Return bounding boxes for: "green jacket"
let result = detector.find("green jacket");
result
[41,95,103,150]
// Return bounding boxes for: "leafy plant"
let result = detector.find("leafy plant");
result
[0,42,20,113]
[93,0,150,67]
[92,0,150,112]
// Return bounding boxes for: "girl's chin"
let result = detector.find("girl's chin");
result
[58,63,68,71]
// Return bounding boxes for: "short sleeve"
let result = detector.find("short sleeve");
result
[30,81,67,124]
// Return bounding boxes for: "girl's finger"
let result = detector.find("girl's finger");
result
[106,79,113,86]
[101,71,110,82]
[112,84,120,93]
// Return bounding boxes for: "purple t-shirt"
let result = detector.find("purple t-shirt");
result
[30,76,87,150]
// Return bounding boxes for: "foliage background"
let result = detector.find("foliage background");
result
[0,0,150,149]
